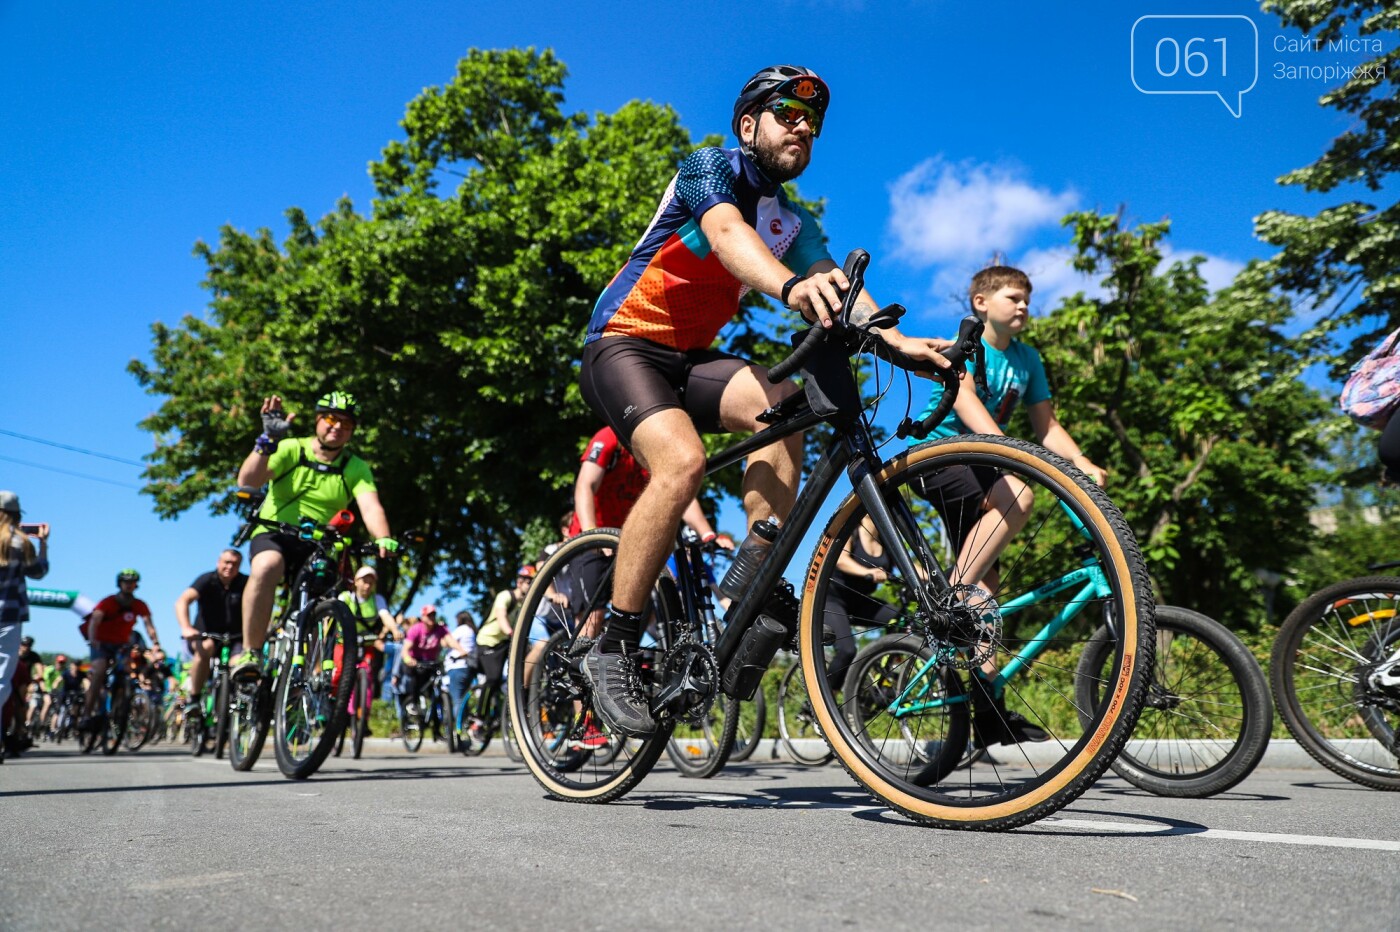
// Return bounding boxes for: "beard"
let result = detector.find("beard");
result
[749,135,809,184]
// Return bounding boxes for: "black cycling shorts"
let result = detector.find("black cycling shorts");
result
[579,336,751,447]
[913,463,1000,558]
[250,532,317,582]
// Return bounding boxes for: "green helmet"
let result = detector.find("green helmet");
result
[116,568,141,585]
[315,390,359,420]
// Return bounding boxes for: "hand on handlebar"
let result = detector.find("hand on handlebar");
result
[876,332,958,379]
[786,268,850,330]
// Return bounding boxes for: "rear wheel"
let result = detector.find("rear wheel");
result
[1271,576,1400,790]
[1076,605,1270,797]
[508,529,673,801]
[725,690,766,764]
[803,435,1155,830]
[842,634,970,786]
[273,601,355,779]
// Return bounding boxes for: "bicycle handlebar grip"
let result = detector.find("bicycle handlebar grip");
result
[767,326,827,384]
[838,248,869,326]
[896,315,986,440]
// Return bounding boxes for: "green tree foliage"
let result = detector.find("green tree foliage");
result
[1030,211,1332,627]
[1255,0,1400,368]
[130,48,708,599]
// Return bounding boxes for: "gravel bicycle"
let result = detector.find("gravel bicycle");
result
[227,504,362,779]
[509,249,1156,830]
[1271,569,1400,790]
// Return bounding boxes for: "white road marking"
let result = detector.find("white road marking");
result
[1046,818,1400,852]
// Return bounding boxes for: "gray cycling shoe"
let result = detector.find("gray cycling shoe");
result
[582,643,655,737]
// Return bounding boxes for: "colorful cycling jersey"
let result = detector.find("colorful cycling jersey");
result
[85,595,151,645]
[257,437,376,533]
[586,146,833,352]
[916,338,1052,439]
[567,427,649,536]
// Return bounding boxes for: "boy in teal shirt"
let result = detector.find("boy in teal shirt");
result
[915,266,1106,745]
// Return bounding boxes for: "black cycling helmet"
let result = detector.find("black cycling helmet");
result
[116,568,140,585]
[731,65,830,139]
[315,390,359,420]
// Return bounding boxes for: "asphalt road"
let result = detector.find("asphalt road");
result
[2,743,1398,931]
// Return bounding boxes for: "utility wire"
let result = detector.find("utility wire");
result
[0,428,145,467]
[0,454,143,490]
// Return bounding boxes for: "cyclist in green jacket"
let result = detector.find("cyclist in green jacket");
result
[232,391,397,677]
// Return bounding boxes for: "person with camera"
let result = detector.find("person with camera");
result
[0,491,48,763]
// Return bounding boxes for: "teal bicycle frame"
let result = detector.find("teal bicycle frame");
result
[886,503,1110,715]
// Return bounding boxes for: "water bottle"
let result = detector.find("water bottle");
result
[717,517,781,601]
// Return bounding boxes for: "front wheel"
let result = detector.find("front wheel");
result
[273,600,356,780]
[124,691,155,751]
[507,529,673,802]
[352,668,369,760]
[1271,576,1400,790]
[667,694,739,778]
[399,694,424,753]
[213,673,232,760]
[801,435,1156,831]
[1076,605,1271,797]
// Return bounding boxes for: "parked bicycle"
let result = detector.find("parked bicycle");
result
[1271,568,1400,790]
[508,249,1156,830]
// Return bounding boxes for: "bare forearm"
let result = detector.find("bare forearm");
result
[238,449,272,487]
[357,494,392,540]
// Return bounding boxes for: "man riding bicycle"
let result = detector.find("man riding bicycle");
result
[174,548,248,713]
[81,569,162,729]
[577,65,951,736]
[233,391,397,678]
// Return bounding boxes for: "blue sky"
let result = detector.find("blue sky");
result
[4,0,1389,654]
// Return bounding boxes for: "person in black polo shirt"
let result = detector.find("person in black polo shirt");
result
[174,549,248,711]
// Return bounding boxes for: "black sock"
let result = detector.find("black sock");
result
[599,604,645,654]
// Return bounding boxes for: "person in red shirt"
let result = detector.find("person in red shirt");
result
[569,427,721,541]
[81,568,161,725]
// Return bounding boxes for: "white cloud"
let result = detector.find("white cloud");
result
[887,159,1078,266]
[1161,247,1245,296]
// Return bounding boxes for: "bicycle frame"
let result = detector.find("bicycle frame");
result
[709,398,953,681]
[884,556,1113,717]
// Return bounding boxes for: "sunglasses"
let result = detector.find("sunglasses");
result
[319,412,355,428]
[763,98,822,137]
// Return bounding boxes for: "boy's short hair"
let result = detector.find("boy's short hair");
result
[969,266,1032,308]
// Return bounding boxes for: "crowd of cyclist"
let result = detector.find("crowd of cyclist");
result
[2,61,1394,781]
